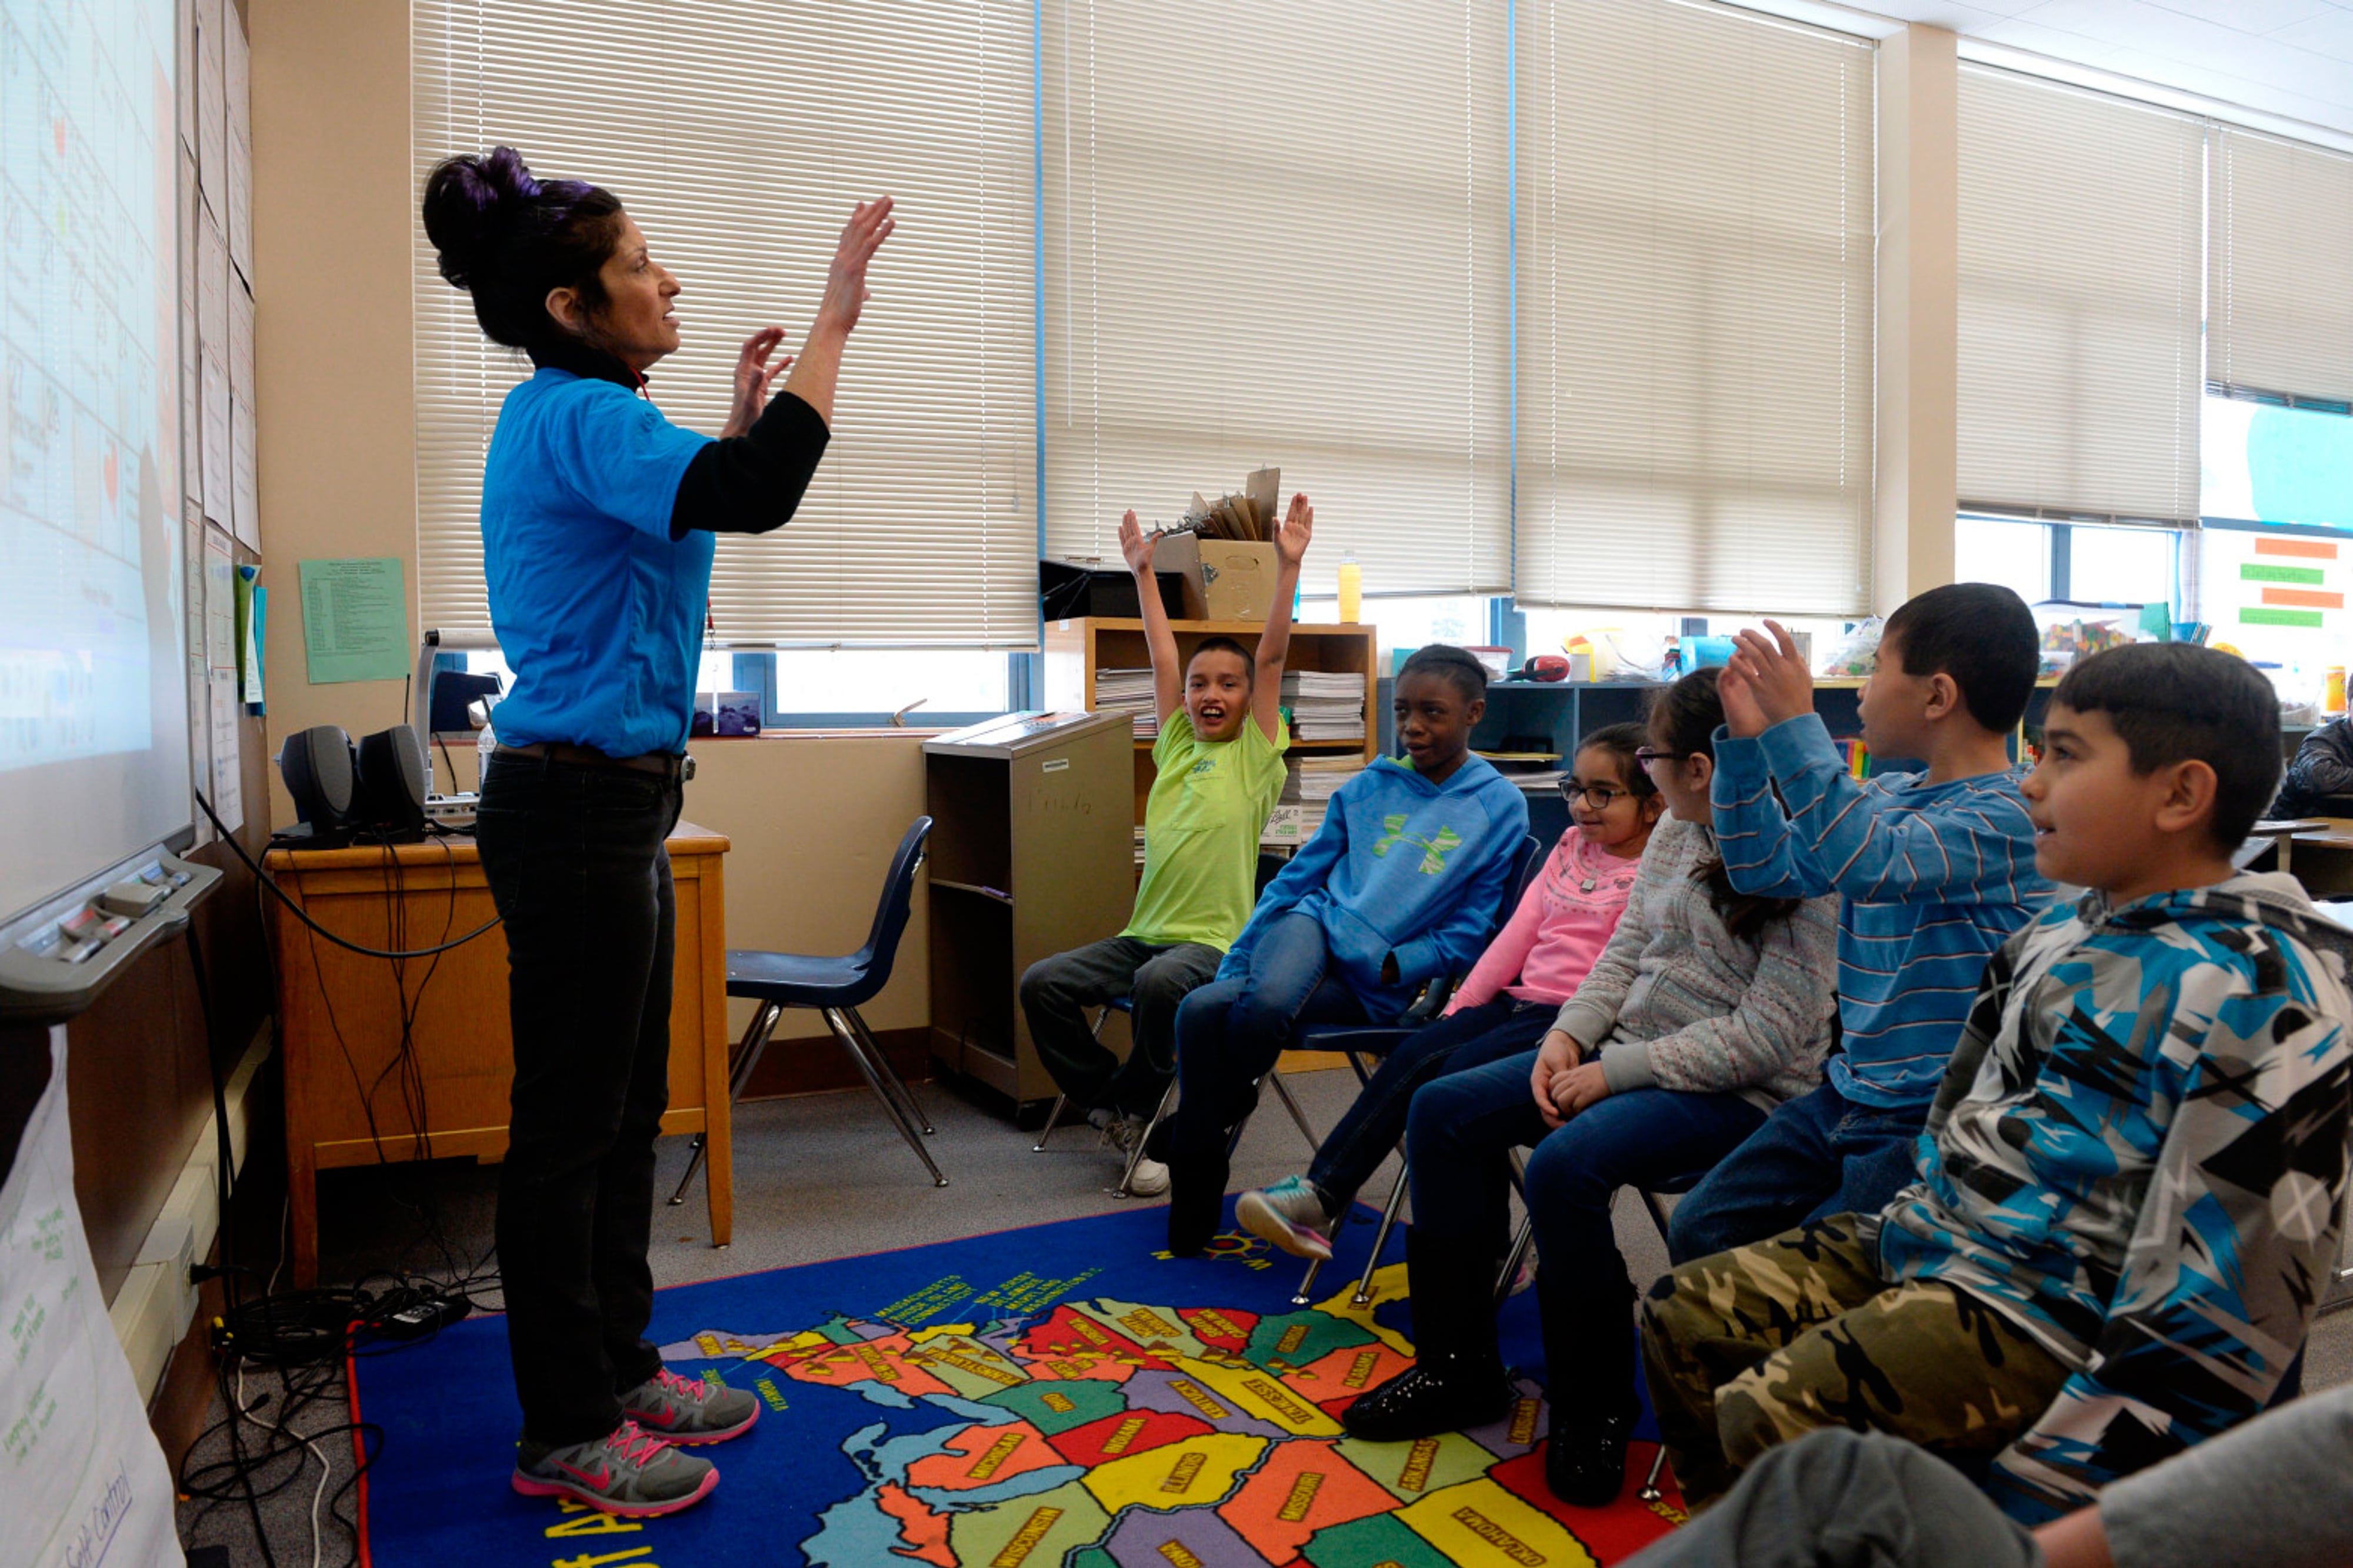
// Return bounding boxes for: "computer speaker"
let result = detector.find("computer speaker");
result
[279,725,358,845]
[355,725,429,843]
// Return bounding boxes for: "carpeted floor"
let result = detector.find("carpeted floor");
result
[174,1062,2353,1566]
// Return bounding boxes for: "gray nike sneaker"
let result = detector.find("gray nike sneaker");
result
[619,1366,761,1445]
[511,1419,716,1517]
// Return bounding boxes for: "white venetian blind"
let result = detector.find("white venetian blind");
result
[1041,0,1512,598]
[412,0,1035,646]
[1515,0,1875,616]
[1957,67,2204,524]
[2211,126,2353,408]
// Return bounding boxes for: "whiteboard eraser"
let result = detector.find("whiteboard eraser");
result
[100,880,171,918]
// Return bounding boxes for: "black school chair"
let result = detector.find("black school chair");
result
[667,815,945,1203]
[1283,830,1547,1307]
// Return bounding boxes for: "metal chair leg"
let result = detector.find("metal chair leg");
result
[1495,1213,1535,1307]
[1268,1070,1322,1153]
[1637,1443,1671,1503]
[1034,1094,1073,1153]
[841,1005,935,1134]
[1291,1257,1326,1307]
[822,1007,948,1186]
[1114,1083,1176,1199]
[1639,1187,1675,1248]
[668,1001,784,1206]
[1354,1158,1411,1307]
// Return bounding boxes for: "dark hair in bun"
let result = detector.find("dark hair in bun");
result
[422,146,628,356]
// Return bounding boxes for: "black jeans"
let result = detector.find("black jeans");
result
[1019,935,1222,1117]
[475,750,682,1446]
[1301,996,1557,1213]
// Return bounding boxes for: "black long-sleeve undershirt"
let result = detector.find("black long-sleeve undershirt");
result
[668,390,831,538]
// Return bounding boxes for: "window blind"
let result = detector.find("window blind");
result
[2210,126,2353,408]
[411,0,1035,646]
[1955,66,2203,525]
[1514,0,1875,617]
[1039,0,1512,599]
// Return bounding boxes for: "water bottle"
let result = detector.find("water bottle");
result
[1337,551,1362,623]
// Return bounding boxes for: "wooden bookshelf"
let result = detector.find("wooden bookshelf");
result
[1043,616,1381,826]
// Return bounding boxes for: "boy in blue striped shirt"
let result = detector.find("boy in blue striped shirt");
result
[1667,583,2051,1262]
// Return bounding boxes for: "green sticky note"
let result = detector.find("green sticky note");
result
[2138,601,2171,640]
[2241,606,2327,628]
[298,558,412,684]
[2241,563,2327,586]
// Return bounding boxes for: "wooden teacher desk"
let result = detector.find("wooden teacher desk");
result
[264,822,733,1287]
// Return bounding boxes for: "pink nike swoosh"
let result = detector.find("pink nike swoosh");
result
[556,1461,613,1487]
[635,1406,676,1427]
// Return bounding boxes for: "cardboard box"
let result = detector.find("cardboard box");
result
[1154,534,1279,622]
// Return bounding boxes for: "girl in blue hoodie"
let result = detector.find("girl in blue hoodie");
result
[1161,645,1531,1254]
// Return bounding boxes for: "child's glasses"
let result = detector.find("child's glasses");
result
[1560,782,1632,808]
[1633,748,1687,766]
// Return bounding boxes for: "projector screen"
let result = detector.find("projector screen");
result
[0,0,193,932]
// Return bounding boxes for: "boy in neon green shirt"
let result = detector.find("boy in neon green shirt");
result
[1019,499,1310,1192]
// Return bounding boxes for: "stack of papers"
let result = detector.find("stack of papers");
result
[1134,822,1149,869]
[1273,755,1367,838]
[1282,671,1365,741]
[1094,667,1159,738]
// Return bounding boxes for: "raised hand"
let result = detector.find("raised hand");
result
[1726,619,1816,730]
[1274,492,1314,569]
[721,326,793,438]
[1118,509,1155,576]
[815,196,896,337]
[1718,659,1771,739]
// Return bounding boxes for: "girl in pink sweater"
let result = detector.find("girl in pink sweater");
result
[1238,723,1661,1260]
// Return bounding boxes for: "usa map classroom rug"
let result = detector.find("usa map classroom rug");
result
[350,1203,1688,1566]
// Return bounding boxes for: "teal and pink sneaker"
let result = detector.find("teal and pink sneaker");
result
[1237,1176,1335,1261]
[621,1367,761,1445]
[511,1419,717,1517]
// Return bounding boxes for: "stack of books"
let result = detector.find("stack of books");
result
[1094,667,1160,738]
[1281,671,1365,742]
[1835,737,1872,779]
[1261,755,1366,845]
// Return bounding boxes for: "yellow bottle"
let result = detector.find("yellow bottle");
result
[1337,552,1362,623]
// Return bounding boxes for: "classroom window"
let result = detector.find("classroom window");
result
[1039,0,1512,600]
[1955,67,2203,524]
[2064,522,2174,606]
[1295,595,1491,665]
[410,0,1035,646]
[1955,516,2053,605]
[1512,0,1876,618]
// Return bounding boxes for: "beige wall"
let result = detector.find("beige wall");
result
[247,0,931,1045]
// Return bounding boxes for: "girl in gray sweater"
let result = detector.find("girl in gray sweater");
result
[1339,668,1840,1509]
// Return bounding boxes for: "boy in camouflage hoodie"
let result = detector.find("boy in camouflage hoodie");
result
[1639,643,2353,1523]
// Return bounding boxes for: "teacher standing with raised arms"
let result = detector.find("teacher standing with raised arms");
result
[421,146,891,1517]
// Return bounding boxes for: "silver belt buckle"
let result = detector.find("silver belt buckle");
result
[680,752,697,783]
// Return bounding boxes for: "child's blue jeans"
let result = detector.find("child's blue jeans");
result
[1664,1080,1926,1265]
[1407,1046,1768,1405]
[1168,912,1370,1153]
[1301,996,1558,1215]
